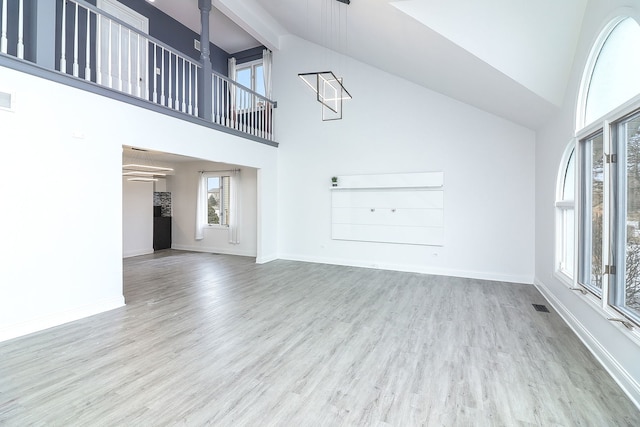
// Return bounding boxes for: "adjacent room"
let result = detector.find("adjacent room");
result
[0,0,639,424]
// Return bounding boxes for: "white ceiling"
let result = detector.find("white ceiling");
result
[148,0,262,54]
[123,146,198,165]
[145,0,589,130]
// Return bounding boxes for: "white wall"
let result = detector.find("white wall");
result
[273,35,536,284]
[534,0,640,407]
[122,177,153,257]
[170,161,258,257]
[0,66,278,342]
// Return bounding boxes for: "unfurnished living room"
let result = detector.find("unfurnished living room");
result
[1,0,640,425]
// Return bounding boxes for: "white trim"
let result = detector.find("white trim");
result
[256,254,278,264]
[171,244,256,258]
[534,278,640,410]
[279,253,533,285]
[0,296,125,343]
[123,248,154,258]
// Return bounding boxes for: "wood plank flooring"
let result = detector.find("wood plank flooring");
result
[0,250,638,425]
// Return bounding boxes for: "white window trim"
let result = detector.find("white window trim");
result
[554,141,577,285]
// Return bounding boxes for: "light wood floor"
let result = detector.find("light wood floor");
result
[0,250,638,426]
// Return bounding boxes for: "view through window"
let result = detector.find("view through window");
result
[207,176,230,226]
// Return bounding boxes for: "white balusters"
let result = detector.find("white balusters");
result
[144,40,149,100]
[182,59,186,112]
[16,0,23,58]
[167,52,172,108]
[194,68,199,117]
[60,0,66,72]
[45,0,273,139]
[126,28,131,95]
[72,2,79,77]
[1,0,7,54]
[188,63,193,115]
[152,43,157,103]
[117,24,122,91]
[85,8,91,81]
[96,13,101,85]
[107,18,112,88]
[160,48,165,105]
[174,54,179,110]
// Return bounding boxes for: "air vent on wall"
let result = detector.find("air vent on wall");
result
[194,39,201,52]
[0,91,12,110]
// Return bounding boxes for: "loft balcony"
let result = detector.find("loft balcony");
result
[0,0,277,146]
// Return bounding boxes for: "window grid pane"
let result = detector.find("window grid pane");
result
[207,177,221,225]
[579,133,604,294]
[585,18,640,124]
[622,116,640,318]
[562,208,575,277]
[591,135,604,290]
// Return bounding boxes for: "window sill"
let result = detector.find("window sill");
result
[206,225,229,230]
[553,269,574,287]
[555,271,640,345]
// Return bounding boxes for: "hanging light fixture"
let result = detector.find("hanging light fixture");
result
[122,147,174,182]
[298,0,351,121]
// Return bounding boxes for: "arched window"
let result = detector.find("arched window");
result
[583,17,640,125]
[575,16,640,326]
[556,144,575,280]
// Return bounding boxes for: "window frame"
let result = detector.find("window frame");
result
[555,142,576,284]
[575,95,640,330]
[577,130,607,297]
[611,111,640,324]
[203,173,230,228]
[233,58,266,113]
[235,59,264,95]
[571,14,640,334]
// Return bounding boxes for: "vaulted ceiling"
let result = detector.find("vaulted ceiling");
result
[147,0,589,130]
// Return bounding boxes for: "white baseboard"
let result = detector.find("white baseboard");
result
[171,244,256,258]
[534,278,640,410]
[256,254,278,264]
[278,253,533,284]
[123,248,154,258]
[0,296,125,343]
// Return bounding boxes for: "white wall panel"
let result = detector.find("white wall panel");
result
[332,207,444,227]
[332,224,444,246]
[331,189,443,209]
[331,175,444,246]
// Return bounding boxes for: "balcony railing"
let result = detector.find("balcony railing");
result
[0,0,276,143]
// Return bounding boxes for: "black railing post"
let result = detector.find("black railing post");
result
[198,0,212,121]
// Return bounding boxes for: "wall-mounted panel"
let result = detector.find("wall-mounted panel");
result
[331,173,444,246]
